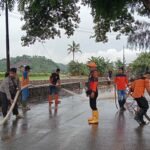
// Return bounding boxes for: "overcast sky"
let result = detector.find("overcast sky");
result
[0,5,141,64]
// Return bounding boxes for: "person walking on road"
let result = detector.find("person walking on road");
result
[114,67,128,111]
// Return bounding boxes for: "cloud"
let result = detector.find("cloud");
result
[0,5,139,66]
[64,49,140,64]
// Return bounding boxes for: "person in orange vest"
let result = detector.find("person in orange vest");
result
[48,68,61,105]
[21,65,31,111]
[144,71,150,95]
[130,73,150,125]
[114,67,128,111]
[86,62,99,124]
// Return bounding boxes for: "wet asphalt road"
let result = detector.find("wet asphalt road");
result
[0,93,150,150]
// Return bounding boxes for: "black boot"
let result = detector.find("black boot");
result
[134,113,141,124]
[122,99,126,111]
[118,100,123,110]
[138,109,146,125]
[119,100,126,111]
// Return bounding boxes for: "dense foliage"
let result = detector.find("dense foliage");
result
[0,55,68,73]
[1,0,150,49]
[68,61,89,76]
[88,56,113,76]
[129,52,150,75]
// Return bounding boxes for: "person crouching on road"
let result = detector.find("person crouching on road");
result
[48,68,61,105]
[114,67,128,111]
[0,68,22,118]
[86,62,99,124]
[130,73,150,125]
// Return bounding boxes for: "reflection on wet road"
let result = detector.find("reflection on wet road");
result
[0,89,150,150]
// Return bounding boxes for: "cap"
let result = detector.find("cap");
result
[87,62,97,68]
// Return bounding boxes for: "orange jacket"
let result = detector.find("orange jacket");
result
[131,78,149,98]
[114,74,128,90]
[145,79,150,95]
[88,70,98,92]
[21,71,29,87]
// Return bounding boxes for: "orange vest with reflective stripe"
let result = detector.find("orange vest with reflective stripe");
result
[88,70,98,92]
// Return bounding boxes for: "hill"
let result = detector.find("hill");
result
[0,55,68,73]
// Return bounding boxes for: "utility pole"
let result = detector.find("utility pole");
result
[5,0,10,72]
[123,46,126,72]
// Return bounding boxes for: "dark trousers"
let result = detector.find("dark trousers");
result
[89,92,98,111]
[135,97,149,122]
[0,92,18,117]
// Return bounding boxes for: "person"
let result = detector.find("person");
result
[19,65,24,73]
[21,65,31,111]
[107,70,113,85]
[48,68,61,105]
[0,68,22,118]
[114,67,128,111]
[130,73,150,125]
[86,62,99,124]
[144,71,150,94]
[0,72,9,116]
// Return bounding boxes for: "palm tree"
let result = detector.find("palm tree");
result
[67,41,82,61]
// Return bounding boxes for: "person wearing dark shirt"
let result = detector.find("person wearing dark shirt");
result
[48,68,61,105]
[107,70,113,85]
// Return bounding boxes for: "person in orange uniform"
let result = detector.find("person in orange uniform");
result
[48,68,61,105]
[114,67,128,111]
[130,73,150,125]
[21,65,30,110]
[144,71,150,93]
[86,62,99,124]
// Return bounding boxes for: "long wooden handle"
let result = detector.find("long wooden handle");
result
[114,85,118,109]
[0,91,20,125]
[0,84,31,125]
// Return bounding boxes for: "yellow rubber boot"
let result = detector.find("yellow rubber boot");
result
[48,95,53,104]
[88,111,94,121]
[88,110,99,124]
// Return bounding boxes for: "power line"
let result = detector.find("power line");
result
[0,12,127,37]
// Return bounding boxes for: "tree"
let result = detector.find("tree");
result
[82,0,150,50]
[88,56,112,76]
[114,59,124,69]
[67,41,81,61]
[0,0,80,46]
[68,61,88,76]
[0,0,15,11]
[2,0,150,49]
[19,0,80,46]
[129,52,150,75]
